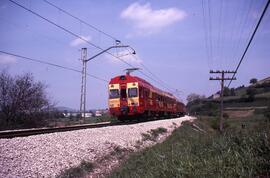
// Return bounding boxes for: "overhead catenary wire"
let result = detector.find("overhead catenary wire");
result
[43,0,181,95]
[227,0,270,87]
[125,48,182,94]
[42,0,118,41]
[0,50,108,82]
[9,0,180,95]
[216,0,223,69]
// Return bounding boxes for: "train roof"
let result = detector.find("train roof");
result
[109,74,182,102]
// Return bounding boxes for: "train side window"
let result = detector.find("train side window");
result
[145,90,150,98]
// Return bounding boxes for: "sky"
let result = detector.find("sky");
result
[0,0,269,110]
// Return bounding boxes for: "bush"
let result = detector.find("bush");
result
[246,87,257,102]
[209,117,229,130]
[142,127,167,141]
[187,100,219,116]
[264,103,270,121]
[57,160,94,178]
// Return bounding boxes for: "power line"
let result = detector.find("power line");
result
[0,50,108,82]
[229,0,254,72]
[42,0,180,95]
[207,0,213,67]
[201,0,211,69]
[42,0,118,41]
[128,52,180,94]
[9,0,181,96]
[228,0,270,87]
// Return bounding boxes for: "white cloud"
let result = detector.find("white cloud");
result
[70,35,91,47]
[106,51,142,64]
[0,54,16,64]
[121,2,187,36]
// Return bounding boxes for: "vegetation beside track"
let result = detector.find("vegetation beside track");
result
[109,114,270,178]
[57,160,94,178]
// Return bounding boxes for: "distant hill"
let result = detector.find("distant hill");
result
[187,76,270,117]
[256,76,270,85]
[209,76,270,108]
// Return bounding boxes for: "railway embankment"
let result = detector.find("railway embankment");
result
[0,116,194,178]
[109,115,270,178]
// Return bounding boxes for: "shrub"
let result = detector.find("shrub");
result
[57,160,94,178]
[141,127,168,141]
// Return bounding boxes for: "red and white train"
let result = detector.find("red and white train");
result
[108,73,186,121]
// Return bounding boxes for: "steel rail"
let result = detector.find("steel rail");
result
[0,122,116,139]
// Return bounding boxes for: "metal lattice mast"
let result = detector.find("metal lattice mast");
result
[79,45,135,121]
[80,48,87,120]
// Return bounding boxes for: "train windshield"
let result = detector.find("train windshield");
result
[109,89,119,99]
[128,88,138,97]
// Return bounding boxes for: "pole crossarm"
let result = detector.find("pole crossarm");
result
[210,70,236,74]
[86,45,135,62]
[210,77,236,80]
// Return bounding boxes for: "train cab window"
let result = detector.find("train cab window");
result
[128,88,138,97]
[120,89,127,98]
[109,89,119,99]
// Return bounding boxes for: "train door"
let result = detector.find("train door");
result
[120,84,129,115]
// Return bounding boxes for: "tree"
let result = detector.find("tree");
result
[0,70,51,128]
[223,87,230,96]
[250,78,258,85]
[230,88,235,96]
[246,87,257,102]
[186,93,205,103]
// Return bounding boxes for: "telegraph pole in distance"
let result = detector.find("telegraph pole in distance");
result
[209,70,236,133]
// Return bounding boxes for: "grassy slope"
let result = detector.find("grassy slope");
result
[109,115,270,178]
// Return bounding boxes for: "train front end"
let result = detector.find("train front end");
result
[108,75,143,120]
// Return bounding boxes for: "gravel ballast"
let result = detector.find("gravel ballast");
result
[0,116,194,177]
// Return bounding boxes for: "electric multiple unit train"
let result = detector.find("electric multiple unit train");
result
[108,72,186,121]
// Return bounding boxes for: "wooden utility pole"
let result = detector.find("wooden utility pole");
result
[209,70,236,133]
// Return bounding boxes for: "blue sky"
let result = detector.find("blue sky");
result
[0,0,269,109]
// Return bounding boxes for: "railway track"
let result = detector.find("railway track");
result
[0,121,117,139]
[0,117,180,139]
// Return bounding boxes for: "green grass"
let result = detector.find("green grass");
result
[109,116,270,178]
[57,160,94,178]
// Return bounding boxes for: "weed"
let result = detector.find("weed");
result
[141,127,168,142]
[57,160,94,178]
